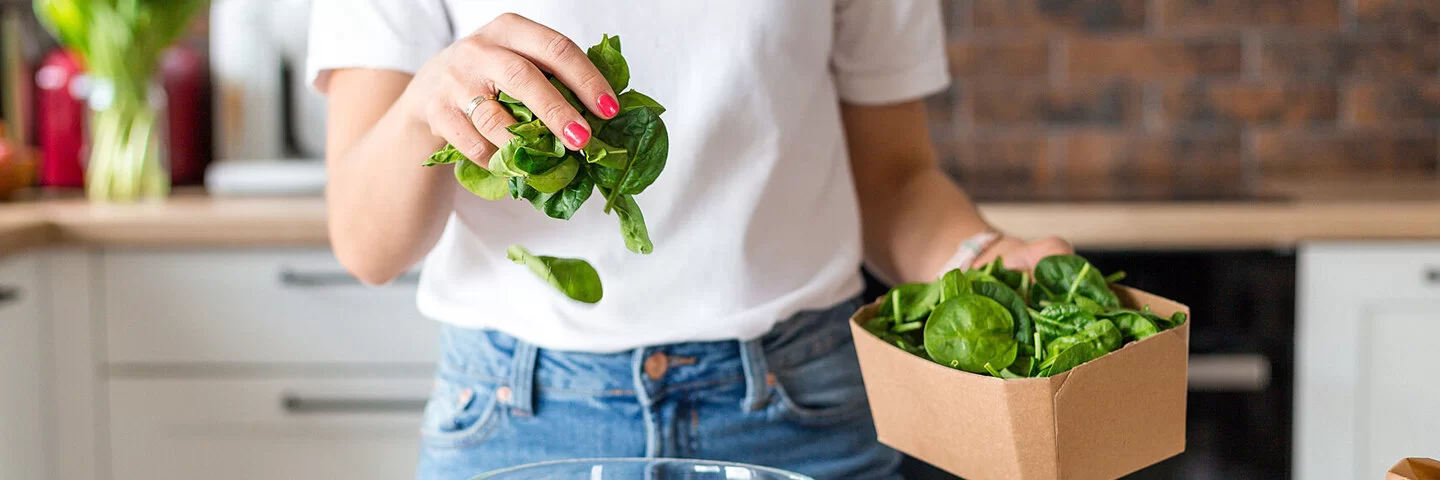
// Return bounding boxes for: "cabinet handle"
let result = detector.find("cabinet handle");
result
[278,269,420,287]
[1187,354,1271,392]
[281,394,427,414]
[0,285,18,306]
[1427,268,1440,285]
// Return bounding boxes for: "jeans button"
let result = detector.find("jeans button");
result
[644,352,668,380]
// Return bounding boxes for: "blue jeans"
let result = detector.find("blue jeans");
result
[415,296,901,480]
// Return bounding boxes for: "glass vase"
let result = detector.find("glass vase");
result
[80,76,170,202]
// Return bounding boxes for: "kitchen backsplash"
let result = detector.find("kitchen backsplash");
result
[927,0,1440,191]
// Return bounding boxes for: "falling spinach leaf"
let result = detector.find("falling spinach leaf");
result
[506,245,603,304]
[923,295,1018,374]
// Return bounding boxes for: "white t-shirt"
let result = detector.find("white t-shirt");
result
[307,0,950,353]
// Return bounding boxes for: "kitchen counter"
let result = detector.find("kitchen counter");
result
[1,178,1438,255]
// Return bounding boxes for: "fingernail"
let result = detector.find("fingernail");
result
[597,94,619,118]
[562,122,590,149]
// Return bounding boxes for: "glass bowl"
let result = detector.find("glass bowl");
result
[471,457,814,479]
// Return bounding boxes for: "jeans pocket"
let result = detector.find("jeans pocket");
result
[419,377,503,449]
[770,338,872,427]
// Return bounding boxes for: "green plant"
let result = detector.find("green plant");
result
[864,254,1186,378]
[34,0,208,202]
[505,245,603,304]
[425,34,667,301]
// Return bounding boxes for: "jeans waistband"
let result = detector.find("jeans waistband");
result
[434,296,865,413]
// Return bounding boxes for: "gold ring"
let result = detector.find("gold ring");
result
[463,94,497,119]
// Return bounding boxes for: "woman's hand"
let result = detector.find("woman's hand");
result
[975,235,1074,272]
[397,13,621,166]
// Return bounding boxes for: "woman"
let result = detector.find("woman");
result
[307,1,1071,478]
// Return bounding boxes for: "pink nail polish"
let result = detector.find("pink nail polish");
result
[563,122,590,148]
[597,94,619,118]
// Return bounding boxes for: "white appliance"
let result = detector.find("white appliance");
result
[207,0,328,195]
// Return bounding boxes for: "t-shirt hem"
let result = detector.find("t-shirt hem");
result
[835,64,951,106]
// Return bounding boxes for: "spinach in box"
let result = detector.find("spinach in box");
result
[864,254,1186,378]
[423,34,668,303]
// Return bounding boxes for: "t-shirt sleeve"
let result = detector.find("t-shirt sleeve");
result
[830,0,951,105]
[306,0,454,94]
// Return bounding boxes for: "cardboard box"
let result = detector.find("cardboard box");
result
[1388,458,1440,480]
[850,286,1190,480]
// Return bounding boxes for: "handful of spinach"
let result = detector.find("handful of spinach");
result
[423,35,668,303]
[862,254,1187,378]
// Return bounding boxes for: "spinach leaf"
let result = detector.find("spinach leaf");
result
[586,34,629,92]
[423,144,465,167]
[524,157,581,194]
[1101,310,1161,342]
[972,281,1034,354]
[582,137,629,169]
[879,282,942,324]
[517,167,595,220]
[506,245,603,304]
[454,158,509,200]
[937,268,973,303]
[1038,341,1103,377]
[923,295,1018,374]
[593,107,669,210]
[507,103,535,123]
[619,90,665,115]
[605,189,654,254]
[1035,255,1121,308]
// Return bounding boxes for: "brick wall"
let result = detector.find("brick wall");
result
[928,0,1440,192]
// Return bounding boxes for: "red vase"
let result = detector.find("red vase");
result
[34,48,85,188]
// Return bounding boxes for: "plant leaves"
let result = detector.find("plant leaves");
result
[937,269,972,303]
[423,144,466,167]
[923,295,1018,374]
[506,245,602,304]
[972,281,1034,355]
[605,189,653,254]
[524,157,580,194]
[1035,255,1121,308]
[454,158,508,200]
[517,167,595,220]
[582,136,629,169]
[618,90,665,115]
[586,34,629,92]
[879,282,942,324]
[507,104,535,123]
[593,107,668,207]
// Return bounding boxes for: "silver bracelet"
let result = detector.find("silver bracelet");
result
[936,230,1001,277]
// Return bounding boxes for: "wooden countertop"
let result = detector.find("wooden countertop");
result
[2,178,1438,255]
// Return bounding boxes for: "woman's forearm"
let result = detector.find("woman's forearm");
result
[324,70,455,285]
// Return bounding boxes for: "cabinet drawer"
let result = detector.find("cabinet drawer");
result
[103,249,440,364]
[1301,242,1440,301]
[109,377,431,480]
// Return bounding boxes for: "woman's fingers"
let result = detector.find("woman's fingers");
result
[488,14,619,119]
[471,45,591,150]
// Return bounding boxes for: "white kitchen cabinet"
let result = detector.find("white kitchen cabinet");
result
[0,254,48,480]
[101,249,439,365]
[1296,243,1440,480]
[109,377,432,480]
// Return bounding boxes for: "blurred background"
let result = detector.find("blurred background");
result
[0,1,1436,480]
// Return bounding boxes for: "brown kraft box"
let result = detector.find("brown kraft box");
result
[849,286,1190,480]
[1388,458,1440,480]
